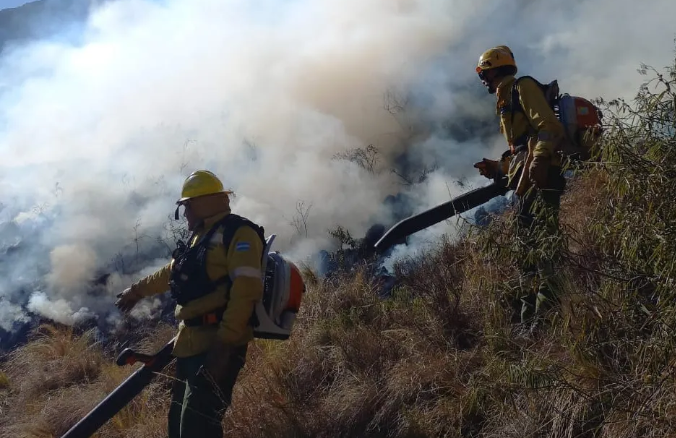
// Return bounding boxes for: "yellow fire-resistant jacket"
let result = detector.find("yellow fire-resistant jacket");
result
[495,75,565,194]
[131,210,264,358]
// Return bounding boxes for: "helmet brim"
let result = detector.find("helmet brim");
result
[175,190,234,205]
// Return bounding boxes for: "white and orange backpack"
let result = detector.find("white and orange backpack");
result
[255,234,305,340]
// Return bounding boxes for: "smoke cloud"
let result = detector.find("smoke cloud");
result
[0,0,675,338]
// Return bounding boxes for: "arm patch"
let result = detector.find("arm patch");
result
[235,242,251,252]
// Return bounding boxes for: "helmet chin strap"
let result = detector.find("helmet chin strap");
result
[174,205,181,220]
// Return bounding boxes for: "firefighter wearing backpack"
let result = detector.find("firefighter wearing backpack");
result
[115,169,264,438]
[473,45,566,325]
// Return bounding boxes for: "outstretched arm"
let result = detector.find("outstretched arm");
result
[116,262,171,313]
[131,263,172,297]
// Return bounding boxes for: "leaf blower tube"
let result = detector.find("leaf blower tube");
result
[374,177,509,253]
[61,338,177,438]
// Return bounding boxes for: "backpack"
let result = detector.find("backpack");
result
[511,76,604,161]
[220,214,306,340]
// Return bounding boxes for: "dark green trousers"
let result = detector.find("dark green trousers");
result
[168,345,247,438]
[515,166,567,324]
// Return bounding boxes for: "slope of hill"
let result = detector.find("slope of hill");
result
[0,52,674,438]
[0,0,94,54]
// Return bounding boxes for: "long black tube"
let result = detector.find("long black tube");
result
[374,178,509,253]
[61,338,176,438]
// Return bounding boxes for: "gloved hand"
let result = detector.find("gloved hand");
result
[473,158,502,179]
[199,342,232,384]
[528,154,550,189]
[115,286,142,313]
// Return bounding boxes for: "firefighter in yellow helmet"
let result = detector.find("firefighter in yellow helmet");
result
[115,170,264,438]
[473,46,567,325]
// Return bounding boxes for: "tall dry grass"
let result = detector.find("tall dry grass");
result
[0,323,175,438]
[1,52,675,438]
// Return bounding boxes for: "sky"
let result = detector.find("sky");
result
[0,0,675,338]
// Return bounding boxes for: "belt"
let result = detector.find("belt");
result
[183,306,226,327]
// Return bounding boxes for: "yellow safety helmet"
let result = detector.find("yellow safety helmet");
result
[174,170,233,220]
[176,170,230,204]
[475,45,517,74]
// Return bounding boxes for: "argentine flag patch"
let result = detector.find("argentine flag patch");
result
[235,242,251,252]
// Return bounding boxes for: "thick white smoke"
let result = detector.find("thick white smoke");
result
[0,0,674,335]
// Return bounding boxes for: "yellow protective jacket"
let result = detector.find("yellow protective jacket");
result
[495,75,565,194]
[131,210,264,358]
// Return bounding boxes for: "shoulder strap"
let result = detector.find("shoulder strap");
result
[202,214,266,300]
[510,75,552,143]
[510,75,540,116]
[509,76,528,146]
[220,214,266,260]
[198,213,238,244]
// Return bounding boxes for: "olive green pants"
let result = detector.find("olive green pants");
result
[168,345,247,438]
[515,166,567,324]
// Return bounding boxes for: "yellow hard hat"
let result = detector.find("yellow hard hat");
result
[176,170,230,204]
[475,45,517,73]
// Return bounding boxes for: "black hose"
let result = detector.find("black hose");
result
[374,178,509,253]
[61,339,176,438]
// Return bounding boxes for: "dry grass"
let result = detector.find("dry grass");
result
[0,323,175,438]
[1,53,676,438]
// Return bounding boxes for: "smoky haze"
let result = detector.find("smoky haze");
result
[0,0,674,337]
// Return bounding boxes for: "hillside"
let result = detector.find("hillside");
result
[0,0,92,54]
[0,53,674,437]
